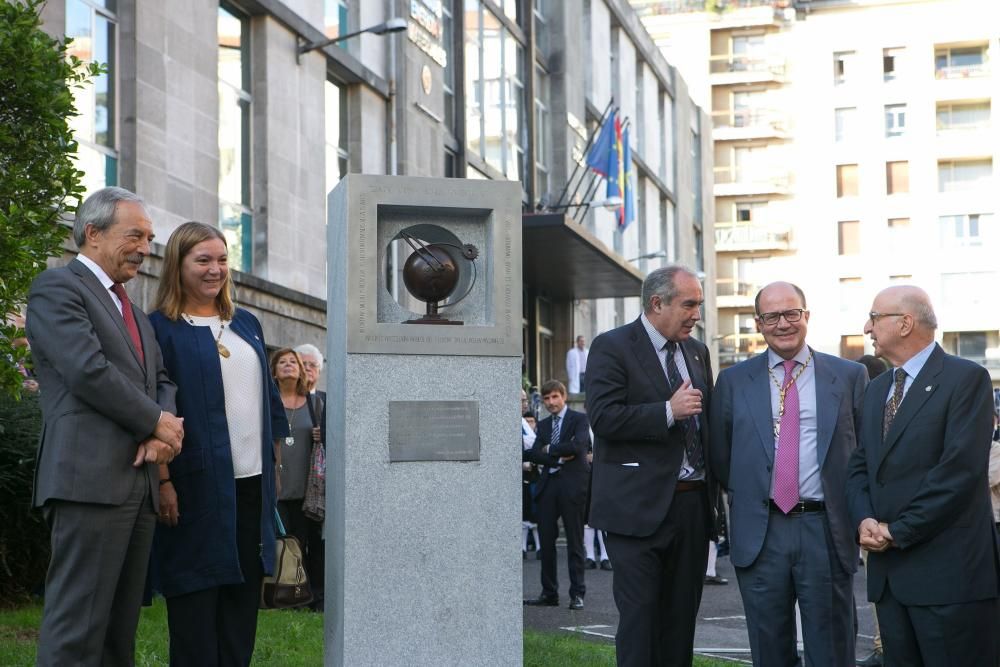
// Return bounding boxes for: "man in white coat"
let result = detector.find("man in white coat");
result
[566,336,589,394]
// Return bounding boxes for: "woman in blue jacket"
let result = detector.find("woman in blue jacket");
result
[149,221,288,666]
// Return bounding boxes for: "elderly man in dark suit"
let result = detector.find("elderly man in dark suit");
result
[846,285,999,667]
[711,282,867,666]
[26,187,184,667]
[586,265,715,667]
[523,379,592,610]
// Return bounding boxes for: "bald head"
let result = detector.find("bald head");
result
[865,285,936,366]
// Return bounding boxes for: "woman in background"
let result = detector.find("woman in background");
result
[149,221,287,666]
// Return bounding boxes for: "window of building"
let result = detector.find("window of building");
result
[464,1,526,182]
[834,107,855,143]
[218,3,253,273]
[840,335,864,360]
[833,51,855,85]
[325,80,348,201]
[534,65,550,202]
[939,213,993,247]
[889,274,911,283]
[883,47,903,82]
[838,220,860,255]
[839,277,863,311]
[836,164,858,197]
[323,0,349,40]
[935,44,988,79]
[938,159,992,192]
[66,0,118,196]
[732,33,765,72]
[442,1,456,133]
[942,331,991,362]
[887,217,910,246]
[735,201,766,225]
[936,100,991,133]
[886,161,909,195]
[885,104,906,138]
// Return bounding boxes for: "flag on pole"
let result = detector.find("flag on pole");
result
[608,116,625,223]
[621,125,636,230]
[585,110,618,177]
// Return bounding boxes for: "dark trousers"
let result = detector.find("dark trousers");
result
[37,471,155,667]
[536,472,587,599]
[278,499,325,609]
[876,582,999,667]
[735,510,855,667]
[604,488,709,667]
[166,476,262,667]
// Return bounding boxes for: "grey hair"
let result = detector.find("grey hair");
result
[901,291,938,330]
[641,264,698,311]
[294,343,324,369]
[73,186,146,247]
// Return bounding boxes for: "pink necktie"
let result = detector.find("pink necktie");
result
[772,360,800,514]
[110,283,145,365]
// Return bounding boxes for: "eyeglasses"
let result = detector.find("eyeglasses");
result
[757,309,806,326]
[867,311,905,324]
[301,361,321,369]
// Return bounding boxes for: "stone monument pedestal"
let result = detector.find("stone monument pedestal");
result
[325,175,522,666]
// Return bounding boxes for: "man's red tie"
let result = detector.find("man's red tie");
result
[110,283,145,365]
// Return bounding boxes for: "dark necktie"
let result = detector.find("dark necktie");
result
[882,368,907,440]
[665,341,703,471]
[548,415,562,474]
[110,283,145,365]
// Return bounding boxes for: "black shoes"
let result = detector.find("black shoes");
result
[523,594,559,607]
[600,559,613,571]
[856,651,883,667]
[568,595,584,610]
[585,558,597,569]
[704,574,728,585]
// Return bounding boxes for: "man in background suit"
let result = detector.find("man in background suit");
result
[523,379,591,610]
[846,285,999,666]
[711,282,867,666]
[27,187,184,667]
[586,265,715,667]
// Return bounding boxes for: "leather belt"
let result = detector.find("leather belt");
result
[769,499,825,514]
[674,480,705,493]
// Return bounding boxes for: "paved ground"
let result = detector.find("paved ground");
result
[523,545,878,664]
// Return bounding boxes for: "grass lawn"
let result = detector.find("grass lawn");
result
[2,601,736,665]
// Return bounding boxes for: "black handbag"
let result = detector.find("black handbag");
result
[260,509,313,609]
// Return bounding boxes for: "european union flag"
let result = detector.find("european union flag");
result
[586,111,617,178]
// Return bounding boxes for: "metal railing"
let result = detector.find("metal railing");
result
[710,54,786,77]
[934,63,990,79]
[714,224,792,248]
[634,0,790,16]
[712,108,788,132]
[713,166,791,189]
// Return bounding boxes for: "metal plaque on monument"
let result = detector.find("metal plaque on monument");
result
[325,175,522,666]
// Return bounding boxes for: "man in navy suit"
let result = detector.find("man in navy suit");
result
[847,285,999,666]
[586,265,715,667]
[523,379,591,610]
[711,282,867,666]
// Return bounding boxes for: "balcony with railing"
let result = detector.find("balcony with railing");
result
[714,222,792,251]
[713,166,791,197]
[716,279,759,308]
[710,54,787,85]
[717,332,767,367]
[712,108,790,141]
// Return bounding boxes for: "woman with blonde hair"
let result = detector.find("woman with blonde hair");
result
[148,221,287,665]
[270,347,325,610]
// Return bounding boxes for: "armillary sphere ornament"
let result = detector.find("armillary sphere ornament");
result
[399,230,479,325]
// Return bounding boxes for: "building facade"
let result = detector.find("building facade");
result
[42,0,715,392]
[635,0,1000,389]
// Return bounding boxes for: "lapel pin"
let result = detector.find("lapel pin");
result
[694,355,700,361]
[924,385,931,392]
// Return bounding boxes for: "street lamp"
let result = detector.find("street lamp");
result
[297,17,407,63]
[626,250,667,262]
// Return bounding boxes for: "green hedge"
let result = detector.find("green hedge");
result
[0,393,48,606]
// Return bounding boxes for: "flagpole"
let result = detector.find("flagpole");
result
[551,98,615,211]
[575,113,628,224]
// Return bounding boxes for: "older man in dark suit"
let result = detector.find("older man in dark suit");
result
[586,265,715,667]
[27,187,184,667]
[523,379,592,611]
[846,285,999,666]
[711,282,867,666]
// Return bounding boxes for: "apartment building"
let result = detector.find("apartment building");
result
[634,0,1000,390]
[42,0,714,391]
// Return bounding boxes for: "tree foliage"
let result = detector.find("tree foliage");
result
[0,0,103,399]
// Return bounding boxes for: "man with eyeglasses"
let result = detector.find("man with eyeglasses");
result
[710,281,867,667]
[846,286,998,666]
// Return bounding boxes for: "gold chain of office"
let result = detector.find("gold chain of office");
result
[765,349,813,438]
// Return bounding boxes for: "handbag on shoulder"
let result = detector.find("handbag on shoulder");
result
[260,509,313,609]
[302,393,326,521]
